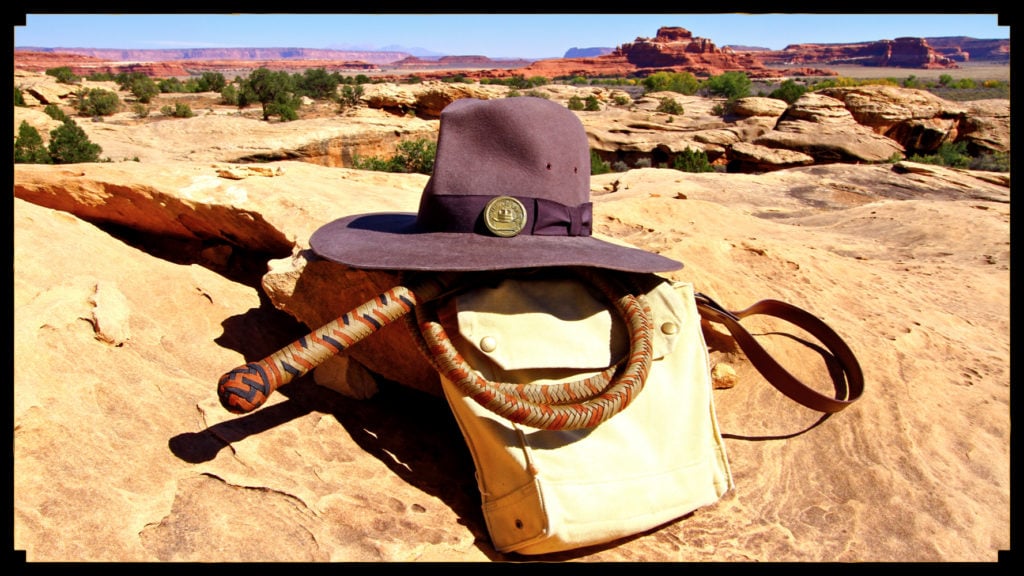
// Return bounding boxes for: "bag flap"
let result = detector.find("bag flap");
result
[452,274,684,372]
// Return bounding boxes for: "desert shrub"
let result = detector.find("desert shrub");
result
[159,103,194,118]
[131,103,150,118]
[524,89,550,99]
[173,103,194,118]
[506,89,521,98]
[295,68,340,99]
[901,75,921,89]
[339,84,364,108]
[85,71,116,82]
[196,72,227,93]
[47,118,103,164]
[220,84,239,105]
[611,160,629,172]
[672,148,714,173]
[14,86,26,106]
[391,138,436,174]
[634,157,652,168]
[642,71,699,95]
[127,73,159,104]
[907,141,971,168]
[158,77,184,93]
[613,94,632,106]
[701,71,751,101]
[46,66,79,84]
[590,150,611,175]
[656,97,683,115]
[807,76,862,90]
[584,95,601,111]
[352,138,437,175]
[43,104,68,122]
[242,67,301,121]
[768,79,808,104]
[76,88,120,116]
[968,151,1010,172]
[567,95,585,111]
[350,155,393,172]
[14,121,51,164]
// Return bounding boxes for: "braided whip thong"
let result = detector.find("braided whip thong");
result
[217,270,654,430]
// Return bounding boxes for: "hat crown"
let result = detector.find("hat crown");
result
[418,98,591,231]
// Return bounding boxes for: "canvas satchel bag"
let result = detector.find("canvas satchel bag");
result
[218,267,862,556]
[424,271,734,555]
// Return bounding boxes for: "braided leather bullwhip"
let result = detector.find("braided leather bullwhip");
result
[406,269,655,430]
[218,269,654,430]
[217,274,457,414]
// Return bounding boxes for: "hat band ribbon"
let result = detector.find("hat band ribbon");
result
[419,195,593,237]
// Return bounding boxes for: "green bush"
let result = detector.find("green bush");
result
[132,103,150,118]
[908,141,971,168]
[47,118,103,164]
[220,84,239,105]
[656,97,683,115]
[43,104,68,122]
[158,77,184,93]
[642,71,699,95]
[391,138,436,174]
[352,138,437,175]
[45,66,79,84]
[14,86,26,106]
[672,148,714,173]
[613,94,632,106]
[160,103,194,118]
[127,74,159,103]
[85,71,116,82]
[339,84,364,109]
[294,68,340,99]
[567,95,585,111]
[701,71,752,101]
[76,88,121,116]
[768,79,807,104]
[590,150,611,175]
[584,95,601,111]
[243,68,300,121]
[197,72,227,93]
[14,121,51,164]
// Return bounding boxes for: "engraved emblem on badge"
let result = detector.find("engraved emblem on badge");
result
[483,196,527,237]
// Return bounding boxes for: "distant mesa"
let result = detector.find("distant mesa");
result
[563,47,613,58]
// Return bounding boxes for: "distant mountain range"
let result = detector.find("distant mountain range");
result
[15,34,1008,64]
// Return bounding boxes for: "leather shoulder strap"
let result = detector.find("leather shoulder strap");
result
[695,293,864,413]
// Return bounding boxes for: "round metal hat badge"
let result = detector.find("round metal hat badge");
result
[483,196,527,237]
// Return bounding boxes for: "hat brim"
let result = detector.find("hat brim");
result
[309,213,683,273]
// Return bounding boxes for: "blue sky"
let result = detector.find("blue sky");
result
[13,13,1010,59]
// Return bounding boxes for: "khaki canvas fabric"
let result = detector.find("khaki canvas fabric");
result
[435,274,734,555]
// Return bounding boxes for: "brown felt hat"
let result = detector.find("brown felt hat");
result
[310,97,682,272]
